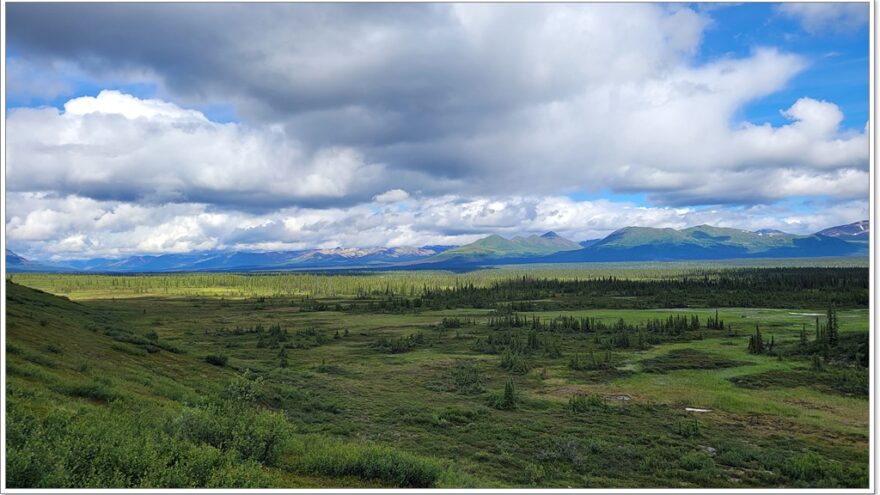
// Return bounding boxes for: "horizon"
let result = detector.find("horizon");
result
[7,219,868,263]
[5,3,869,260]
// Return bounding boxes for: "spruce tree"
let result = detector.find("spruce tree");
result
[278,345,288,368]
[826,308,839,347]
[748,325,764,354]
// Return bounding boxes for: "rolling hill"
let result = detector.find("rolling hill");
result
[541,225,866,263]
[5,250,73,272]
[34,246,449,273]
[428,231,581,262]
[6,221,868,273]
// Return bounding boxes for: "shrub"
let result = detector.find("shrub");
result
[155,340,183,353]
[431,406,489,426]
[536,438,581,465]
[290,435,443,488]
[169,402,290,466]
[22,351,56,368]
[499,349,529,374]
[447,360,484,394]
[5,400,279,488]
[488,378,518,410]
[43,344,63,355]
[111,343,148,356]
[782,452,845,484]
[567,393,606,413]
[205,355,228,367]
[569,351,614,371]
[372,333,426,354]
[53,381,119,402]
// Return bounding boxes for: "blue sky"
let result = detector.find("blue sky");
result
[697,3,868,129]
[4,3,870,258]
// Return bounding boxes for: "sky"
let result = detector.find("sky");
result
[4,2,871,260]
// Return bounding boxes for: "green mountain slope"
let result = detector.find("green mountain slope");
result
[596,225,798,252]
[543,225,865,263]
[432,231,581,260]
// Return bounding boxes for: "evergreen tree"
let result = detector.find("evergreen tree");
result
[278,346,288,368]
[747,325,764,354]
[826,308,839,347]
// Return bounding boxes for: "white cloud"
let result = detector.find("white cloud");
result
[778,3,868,34]
[373,189,410,203]
[6,91,392,207]
[6,192,868,260]
[64,90,208,122]
[3,4,869,258]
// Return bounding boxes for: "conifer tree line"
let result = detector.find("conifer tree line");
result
[487,312,703,336]
[748,308,840,355]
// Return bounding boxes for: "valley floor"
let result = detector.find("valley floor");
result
[4,271,870,488]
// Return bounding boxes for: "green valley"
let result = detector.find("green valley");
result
[4,263,870,488]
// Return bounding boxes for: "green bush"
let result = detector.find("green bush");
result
[111,343,148,356]
[488,378,518,410]
[5,400,277,488]
[43,344,63,354]
[290,434,443,488]
[782,452,846,485]
[567,393,606,413]
[447,360,484,394]
[499,349,529,374]
[205,354,228,367]
[170,404,289,465]
[53,381,119,402]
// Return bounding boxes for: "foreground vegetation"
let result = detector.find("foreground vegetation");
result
[5,264,869,488]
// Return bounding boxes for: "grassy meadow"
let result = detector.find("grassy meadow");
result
[4,262,871,488]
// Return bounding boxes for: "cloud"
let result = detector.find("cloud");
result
[6,91,403,209]
[777,3,868,34]
[373,189,410,203]
[3,4,869,258]
[8,3,867,208]
[7,82,867,211]
[6,192,868,260]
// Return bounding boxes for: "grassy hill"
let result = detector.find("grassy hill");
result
[545,225,865,263]
[431,232,581,261]
[597,225,816,251]
[4,281,460,488]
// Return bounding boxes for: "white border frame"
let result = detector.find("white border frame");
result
[0,0,875,493]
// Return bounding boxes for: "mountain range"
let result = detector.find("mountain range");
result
[6,220,869,273]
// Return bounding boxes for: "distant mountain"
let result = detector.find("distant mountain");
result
[754,229,787,236]
[52,246,445,273]
[815,220,869,241]
[8,221,868,273]
[6,249,73,272]
[541,225,865,263]
[429,231,581,262]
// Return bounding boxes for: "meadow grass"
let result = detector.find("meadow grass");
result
[4,266,869,488]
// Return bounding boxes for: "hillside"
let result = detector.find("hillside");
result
[542,225,866,263]
[816,220,869,241]
[4,281,457,488]
[430,231,581,261]
[37,247,446,273]
[5,249,73,272]
[7,221,869,273]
